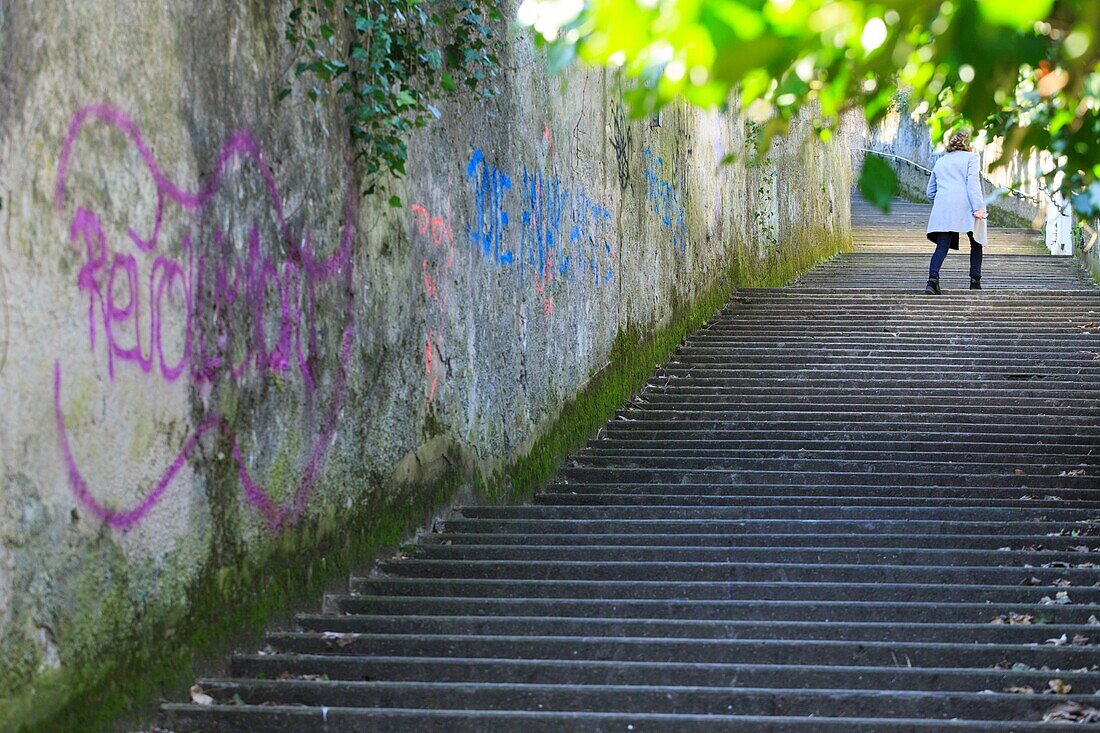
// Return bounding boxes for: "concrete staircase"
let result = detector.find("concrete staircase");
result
[852,194,1046,255]
[164,202,1100,731]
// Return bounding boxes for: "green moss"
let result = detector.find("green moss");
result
[2,473,461,733]
[0,626,40,703]
[1080,248,1100,284]
[985,207,1033,230]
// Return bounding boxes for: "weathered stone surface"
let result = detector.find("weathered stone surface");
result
[0,0,851,724]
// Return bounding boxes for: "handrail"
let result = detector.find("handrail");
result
[856,147,932,175]
[856,147,1079,256]
[855,147,1042,205]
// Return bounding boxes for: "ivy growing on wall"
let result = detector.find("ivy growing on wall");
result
[285,0,502,205]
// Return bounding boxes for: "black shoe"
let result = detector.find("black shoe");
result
[970,277,982,290]
[924,278,942,295]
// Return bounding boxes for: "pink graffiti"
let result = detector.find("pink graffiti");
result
[53,104,357,531]
[410,194,454,406]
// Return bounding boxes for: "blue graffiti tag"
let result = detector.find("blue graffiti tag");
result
[463,150,618,296]
[466,149,514,265]
[643,148,687,253]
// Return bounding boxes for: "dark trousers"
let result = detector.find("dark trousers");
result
[928,232,982,280]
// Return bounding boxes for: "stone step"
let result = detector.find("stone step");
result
[228,653,1100,691]
[324,595,1100,624]
[261,632,1100,669]
[180,678,1100,720]
[419,531,1100,551]
[348,577,1100,604]
[162,706,1094,732]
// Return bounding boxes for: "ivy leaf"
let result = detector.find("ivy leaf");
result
[388,194,403,208]
[441,72,457,92]
[858,155,898,213]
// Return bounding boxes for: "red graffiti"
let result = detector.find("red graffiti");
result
[410,193,454,405]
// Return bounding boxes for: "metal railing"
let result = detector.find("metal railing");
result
[855,147,1041,205]
[855,147,1076,256]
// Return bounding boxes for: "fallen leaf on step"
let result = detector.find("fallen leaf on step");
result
[1004,685,1035,694]
[190,684,214,706]
[1015,468,1027,475]
[1077,322,1098,330]
[321,631,356,648]
[1043,701,1100,723]
[1040,591,1073,605]
[989,613,1034,625]
[1045,634,1069,646]
[1046,679,1072,695]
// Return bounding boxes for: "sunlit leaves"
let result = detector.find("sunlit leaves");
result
[977,0,1055,31]
[857,154,898,212]
[520,0,1100,217]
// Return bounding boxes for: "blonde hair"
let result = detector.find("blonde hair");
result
[945,130,972,152]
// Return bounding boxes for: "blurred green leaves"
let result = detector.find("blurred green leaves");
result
[518,0,1100,217]
[858,154,899,212]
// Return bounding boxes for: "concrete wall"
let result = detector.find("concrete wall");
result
[0,1,851,725]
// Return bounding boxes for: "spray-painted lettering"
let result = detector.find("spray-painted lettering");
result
[462,149,617,318]
[644,148,687,253]
[53,104,356,532]
[409,193,455,405]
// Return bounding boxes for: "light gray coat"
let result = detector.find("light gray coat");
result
[925,150,986,245]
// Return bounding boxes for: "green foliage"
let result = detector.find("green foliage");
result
[286,0,502,201]
[858,154,898,212]
[518,0,1100,217]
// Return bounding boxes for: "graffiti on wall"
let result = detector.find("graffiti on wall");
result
[643,148,687,253]
[409,189,455,405]
[608,101,632,191]
[465,149,616,317]
[53,104,356,532]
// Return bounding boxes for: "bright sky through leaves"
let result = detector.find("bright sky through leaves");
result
[519,0,1100,218]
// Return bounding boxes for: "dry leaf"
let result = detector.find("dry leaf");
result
[1004,685,1035,694]
[321,631,356,648]
[190,684,215,706]
[1040,591,1072,605]
[1046,679,1072,695]
[1043,701,1100,723]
